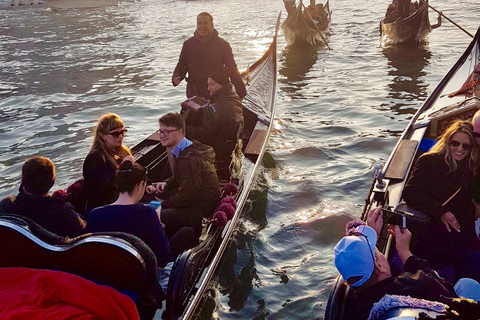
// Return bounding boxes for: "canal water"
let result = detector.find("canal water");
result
[1,0,479,318]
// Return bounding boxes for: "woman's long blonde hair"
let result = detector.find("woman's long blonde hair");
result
[426,120,478,174]
[91,113,131,168]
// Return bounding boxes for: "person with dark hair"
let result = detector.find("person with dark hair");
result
[186,65,244,179]
[334,207,480,320]
[83,113,132,214]
[86,161,195,267]
[0,156,86,237]
[147,113,220,239]
[402,120,480,282]
[172,12,247,100]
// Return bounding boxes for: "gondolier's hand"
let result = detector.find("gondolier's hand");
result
[366,207,383,239]
[173,76,181,86]
[440,211,461,233]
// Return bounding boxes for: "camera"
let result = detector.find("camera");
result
[382,208,410,229]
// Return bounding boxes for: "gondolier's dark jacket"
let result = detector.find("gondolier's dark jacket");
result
[350,255,455,320]
[172,29,247,100]
[186,82,243,161]
[0,191,86,237]
[402,153,479,257]
[161,140,220,227]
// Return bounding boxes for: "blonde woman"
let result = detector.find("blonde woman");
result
[402,120,480,282]
[83,113,132,213]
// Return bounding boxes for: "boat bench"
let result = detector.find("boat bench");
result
[0,214,164,320]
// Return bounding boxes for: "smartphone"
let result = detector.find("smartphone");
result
[148,200,162,210]
[382,208,410,229]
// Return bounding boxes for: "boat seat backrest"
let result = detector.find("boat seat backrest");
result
[426,97,480,139]
[0,214,164,320]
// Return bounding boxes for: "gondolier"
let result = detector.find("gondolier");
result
[172,12,247,100]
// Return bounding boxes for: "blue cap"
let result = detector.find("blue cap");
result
[334,225,377,287]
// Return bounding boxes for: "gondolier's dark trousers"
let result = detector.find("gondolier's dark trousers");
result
[397,0,410,18]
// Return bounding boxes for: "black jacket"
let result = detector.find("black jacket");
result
[402,153,479,255]
[350,255,455,320]
[83,149,117,213]
[172,29,247,100]
[186,83,243,160]
[0,192,86,237]
[162,141,220,226]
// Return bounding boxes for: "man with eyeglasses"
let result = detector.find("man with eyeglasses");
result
[334,207,480,320]
[147,112,219,240]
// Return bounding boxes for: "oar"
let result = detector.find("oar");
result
[302,3,331,49]
[428,4,473,38]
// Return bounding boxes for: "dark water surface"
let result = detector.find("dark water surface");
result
[1,0,479,318]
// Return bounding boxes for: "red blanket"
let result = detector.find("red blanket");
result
[0,267,140,320]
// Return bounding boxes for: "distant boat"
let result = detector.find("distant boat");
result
[44,0,118,9]
[380,0,441,45]
[281,0,332,46]
[0,0,43,8]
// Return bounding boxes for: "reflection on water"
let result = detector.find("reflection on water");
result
[279,45,321,97]
[380,44,432,115]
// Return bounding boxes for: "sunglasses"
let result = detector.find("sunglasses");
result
[449,140,472,151]
[107,129,128,138]
[157,128,180,136]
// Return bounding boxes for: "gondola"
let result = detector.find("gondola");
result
[380,0,441,45]
[325,25,480,320]
[281,0,331,46]
[0,13,280,320]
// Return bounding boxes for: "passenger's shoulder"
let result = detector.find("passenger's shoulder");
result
[0,195,16,212]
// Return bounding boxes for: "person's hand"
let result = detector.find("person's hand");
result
[156,182,167,193]
[156,206,162,223]
[145,185,156,195]
[388,225,412,263]
[173,76,181,86]
[122,155,134,163]
[366,206,383,238]
[440,211,460,232]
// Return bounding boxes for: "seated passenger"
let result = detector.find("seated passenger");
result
[86,161,195,267]
[384,3,399,23]
[402,120,480,281]
[186,66,244,179]
[149,113,220,239]
[83,113,133,214]
[0,156,86,237]
[283,0,296,16]
[334,207,480,320]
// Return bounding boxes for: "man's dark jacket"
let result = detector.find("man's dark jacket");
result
[0,192,86,237]
[350,255,456,320]
[186,82,243,161]
[172,29,247,100]
[162,141,220,228]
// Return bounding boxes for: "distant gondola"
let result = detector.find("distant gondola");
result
[380,0,441,45]
[0,13,280,320]
[326,26,480,320]
[281,0,332,46]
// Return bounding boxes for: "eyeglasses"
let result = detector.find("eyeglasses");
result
[449,140,472,151]
[157,128,180,137]
[107,129,127,138]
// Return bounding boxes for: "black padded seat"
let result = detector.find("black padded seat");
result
[0,214,165,320]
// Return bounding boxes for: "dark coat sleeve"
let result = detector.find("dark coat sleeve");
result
[83,151,116,211]
[172,41,189,85]
[402,154,450,219]
[162,156,203,209]
[222,43,247,99]
[143,209,172,268]
[60,202,87,237]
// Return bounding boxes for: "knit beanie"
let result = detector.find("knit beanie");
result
[208,66,231,86]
